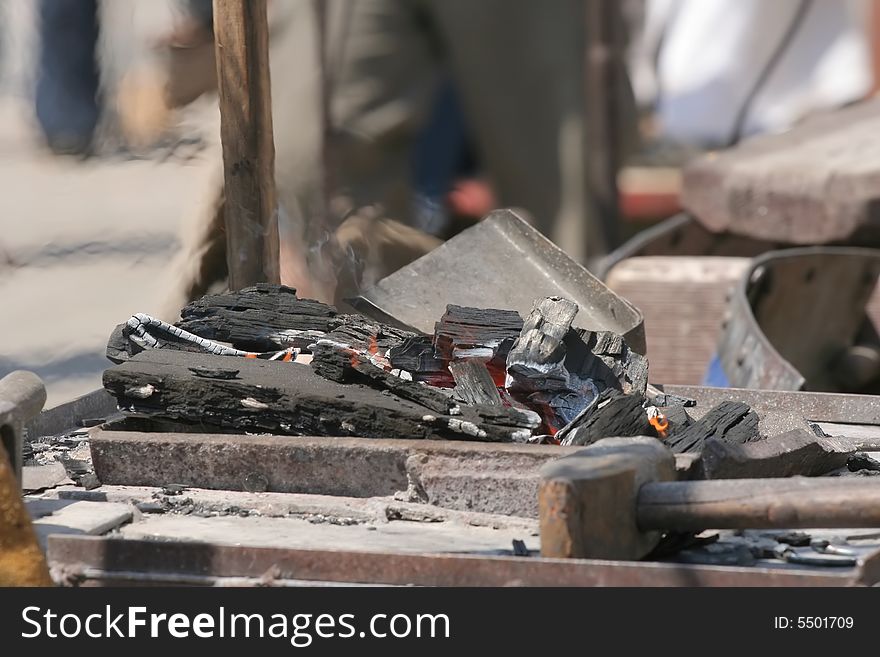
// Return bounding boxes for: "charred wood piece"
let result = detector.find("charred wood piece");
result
[107,313,298,364]
[504,297,646,432]
[702,429,852,479]
[847,452,880,473]
[506,297,579,393]
[564,329,649,396]
[656,404,693,436]
[104,350,536,442]
[505,297,599,431]
[177,283,342,352]
[434,305,523,383]
[449,360,503,406]
[107,319,214,364]
[322,316,418,357]
[664,401,760,454]
[558,389,651,447]
[387,336,452,385]
[309,342,539,441]
[310,341,452,414]
[648,391,697,408]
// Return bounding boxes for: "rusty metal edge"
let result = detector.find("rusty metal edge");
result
[658,385,880,425]
[26,387,117,439]
[47,535,870,587]
[715,247,880,391]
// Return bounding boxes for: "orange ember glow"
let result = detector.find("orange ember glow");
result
[649,414,669,438]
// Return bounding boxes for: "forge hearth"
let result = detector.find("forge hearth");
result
[104,285,654,446]
[100,285,853,481]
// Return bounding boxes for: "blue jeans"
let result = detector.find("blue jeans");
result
[35,0,100,154]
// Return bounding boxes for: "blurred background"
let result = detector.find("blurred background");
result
[1,0,877,407]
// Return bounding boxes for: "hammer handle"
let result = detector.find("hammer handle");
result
[638,478,880,532]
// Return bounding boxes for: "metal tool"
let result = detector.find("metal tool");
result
[348,209,646,353]
[809,539,858,557]
[539,438,880,560]
[0,370,53,586]
[47,534,880,587]
[772,544,856,568]
[0,370,47,484]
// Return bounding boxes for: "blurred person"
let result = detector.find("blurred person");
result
[148,0,636,311]
[629,0,872,147]
[35,0,101,155]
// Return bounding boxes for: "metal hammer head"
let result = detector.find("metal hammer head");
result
[539,437,675,560]
[0,370,47,486]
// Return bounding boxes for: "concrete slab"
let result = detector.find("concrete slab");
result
[119,513,538,556]
[26,499,133,548]
[22,462,72,493]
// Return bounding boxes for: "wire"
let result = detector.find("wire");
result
[725,0,814,146]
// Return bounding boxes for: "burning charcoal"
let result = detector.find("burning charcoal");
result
[449,360,503,406]
[323,315,417,356]
[525,381,599,431]
[563,329,648,397]
[308,344,539,442]
[311,341,452,414]
[388,336,453,386]
[503,297,648,434]
[657,404,693,437]
[506,297,578,393]
[664,401,760,454]
[504,297,595,433]
[558,389,651,446]
[434,305,523,384]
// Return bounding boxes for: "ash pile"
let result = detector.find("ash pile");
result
[102,283,871,480]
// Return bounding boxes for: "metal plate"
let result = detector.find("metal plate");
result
[658,385,880,425]
[349,209,646,353]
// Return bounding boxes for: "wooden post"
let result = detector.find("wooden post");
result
[213,0,280,289]
[584,0,623,252]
